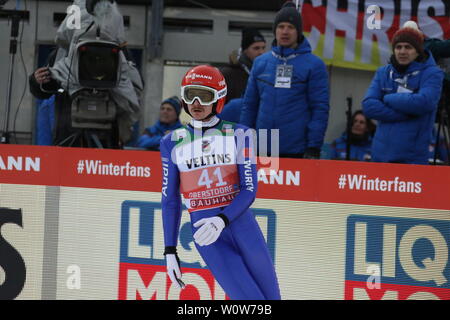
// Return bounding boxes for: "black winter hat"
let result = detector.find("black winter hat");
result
[241,28,266,51]
[162,96,182,117]
[273,1,303,40]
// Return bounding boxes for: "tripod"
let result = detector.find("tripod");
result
[57,128,114,149]
[433,83,450,165]
[0,7,29,144]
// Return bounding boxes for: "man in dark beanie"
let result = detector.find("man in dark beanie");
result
[220,27,266,104]
[136,96,182,150]
[240,1,330,159]
[273,0,303,46]
[363,21,444,164]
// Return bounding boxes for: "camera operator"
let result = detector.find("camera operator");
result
[29,46,142,148]
[29,0,143,149]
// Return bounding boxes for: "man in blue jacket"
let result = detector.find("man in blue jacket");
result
[363,21,444,165]
[136,96,183,150]
[240,1,330,159]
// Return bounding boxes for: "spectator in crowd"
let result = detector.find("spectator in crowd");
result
[240,1,330,159]
[217,97,243,123]
[135,96,183,151]
[362,21,444,165]
[329,110,375,161]
[220,28,266,104]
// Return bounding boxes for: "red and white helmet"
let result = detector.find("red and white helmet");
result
[181,65,227,118]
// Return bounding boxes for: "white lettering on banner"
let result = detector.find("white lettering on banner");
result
[398,225,448,286]
[0,156,40,172]
[354,223,379,276]
[126,269,225,300]
[127,269,164,300]
[257,169,300,186]
[418,0,445,39]
[299,0,449,69]
[339,175,422,193]
[324,0,358,61]
[303,0,322,51]
[354,222,449,287]
[79,160,151,178]
[128,207,151,259]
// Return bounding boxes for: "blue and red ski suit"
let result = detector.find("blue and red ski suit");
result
[160,119,281,300]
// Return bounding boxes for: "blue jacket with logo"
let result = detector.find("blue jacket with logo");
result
[362,52,444,164]
[240,38,330,155]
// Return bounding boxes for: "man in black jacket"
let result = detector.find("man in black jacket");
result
[220,28,266,104]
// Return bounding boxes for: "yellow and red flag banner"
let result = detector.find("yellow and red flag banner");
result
[300,0,450,71]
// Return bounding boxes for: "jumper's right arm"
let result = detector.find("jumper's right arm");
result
[160,136,182,252]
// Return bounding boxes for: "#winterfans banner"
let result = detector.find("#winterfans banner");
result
[1,145,450,300]
[300,0,450,71]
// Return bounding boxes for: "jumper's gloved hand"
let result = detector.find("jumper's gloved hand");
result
[193,216,225,246]
[303,147,321,159]
[165,253,185,290]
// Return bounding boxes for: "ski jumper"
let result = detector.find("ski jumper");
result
[160,118,281,300]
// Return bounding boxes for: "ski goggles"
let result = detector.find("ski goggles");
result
[181,85,227,105]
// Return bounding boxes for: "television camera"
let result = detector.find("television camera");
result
[45,0,142,148]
